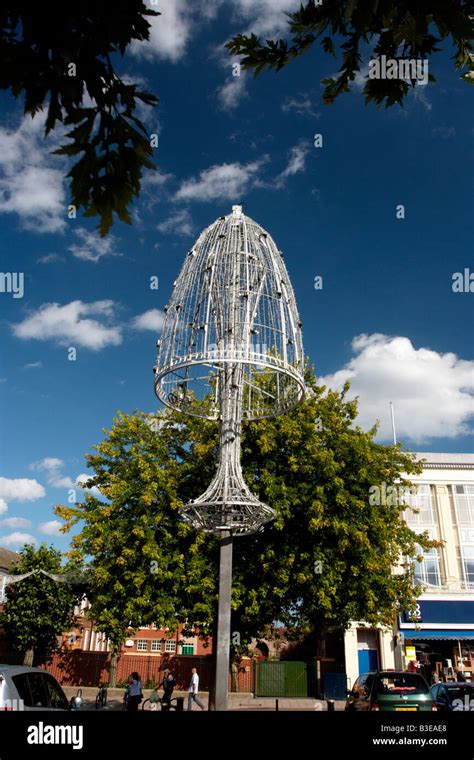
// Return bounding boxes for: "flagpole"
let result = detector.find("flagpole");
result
[390,401,397,445]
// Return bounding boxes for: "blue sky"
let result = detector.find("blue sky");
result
[0,0,473,552]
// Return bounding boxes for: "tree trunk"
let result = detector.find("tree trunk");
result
[109,647,119,687]
[23,647,34,667]
[230,660,239,693]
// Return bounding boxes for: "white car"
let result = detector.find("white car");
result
[0,665,82,711]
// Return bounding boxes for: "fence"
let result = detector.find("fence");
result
[0,646,341,695]
[0,649,254,692]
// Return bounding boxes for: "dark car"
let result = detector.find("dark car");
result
[431,682,474,711]
[346,670,436,712]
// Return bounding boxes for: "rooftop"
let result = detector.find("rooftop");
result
[0,547,19,572]
[414,452,474,469]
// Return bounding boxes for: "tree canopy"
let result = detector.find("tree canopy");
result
[0,1,159,234]
[227,1,473,107]
[0,544,81,665]
[55,368,436,652]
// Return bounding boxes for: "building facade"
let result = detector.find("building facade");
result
[344,452,474,687]
[63,596,210,657]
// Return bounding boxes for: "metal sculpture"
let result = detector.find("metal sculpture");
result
[154,204,305,708]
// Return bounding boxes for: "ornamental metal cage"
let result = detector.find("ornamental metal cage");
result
[153,205,305,535]
[154,205,305,422]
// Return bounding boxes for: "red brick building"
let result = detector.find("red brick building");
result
[63,596,212,657]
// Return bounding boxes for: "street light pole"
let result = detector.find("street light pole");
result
[215,531,233,711]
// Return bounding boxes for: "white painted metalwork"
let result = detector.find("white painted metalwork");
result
[154,205,305,536]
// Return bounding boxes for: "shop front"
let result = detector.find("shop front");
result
[399,596,474,684]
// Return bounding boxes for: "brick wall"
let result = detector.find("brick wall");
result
[0,645,255,692]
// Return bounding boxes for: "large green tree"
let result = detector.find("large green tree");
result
[0,1,159,234]
[0,544,81,666]
[56,368,436,661]
[227,1,473,107]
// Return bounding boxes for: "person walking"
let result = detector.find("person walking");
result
[187,667,205,711]
[127,672,143,712]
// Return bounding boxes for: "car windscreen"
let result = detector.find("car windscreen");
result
[375,674,430,696]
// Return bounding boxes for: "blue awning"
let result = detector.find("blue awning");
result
[401,630,474,640]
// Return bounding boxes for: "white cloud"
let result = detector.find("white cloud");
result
[0,477,45,506]
[12,300,122,351]
[23,361,42,369]
[0,532,37,548]
[29,458,74,489]
[39,520,63,536]
[274,140,310,188]
[216,74,248,111]
[132,309,164,332]
[36,253,64,264]
[174,158,267,202]
[432,126,456,139]
[281,94,319,118]
[0,499,7,515]
[233,0,301,36]
[320,334,474,444]
[131,0,299,64]
[68,227,121,263]
[157,209,194,236]
[0,114,66,233]
[131,0,191,62]
[75,474,101,497]
[0,517,32,529]
[411,84,432,112]
[142,170,174,189]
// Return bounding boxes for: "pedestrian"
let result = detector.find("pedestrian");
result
[160,669,176,706]
[127,671,143,712]
[187,667,205,711]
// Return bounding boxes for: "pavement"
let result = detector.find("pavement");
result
[62,686,346,711]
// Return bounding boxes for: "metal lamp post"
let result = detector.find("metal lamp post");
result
[153,204,305,709]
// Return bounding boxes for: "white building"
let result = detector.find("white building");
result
[344,452,474,687]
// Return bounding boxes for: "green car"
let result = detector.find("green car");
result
[346,670,436,712]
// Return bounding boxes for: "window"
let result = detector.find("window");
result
[375,673,429,696]
[164,640,176,653]
[461,545,474,588]
[43,673,68,710]
[151,640,161,652]
[11,673,31,706]
[137,639,148,652]
[26,673,49,708]
[453,485,474,525]
[453,486,474,588]
[404,485,435,525]
[403,486,441,587]
[181,644,194,655]
[414,549,441,587]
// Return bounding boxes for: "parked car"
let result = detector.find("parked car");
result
[0,665,83,711]
[430,682,474,711]
[345,670,436,712]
